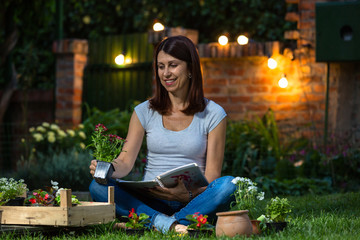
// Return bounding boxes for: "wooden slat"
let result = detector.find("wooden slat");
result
[285,12,299,22]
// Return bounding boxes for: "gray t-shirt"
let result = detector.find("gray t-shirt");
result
[135,99,227,181]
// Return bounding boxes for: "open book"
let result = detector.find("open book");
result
[116,163,209,191]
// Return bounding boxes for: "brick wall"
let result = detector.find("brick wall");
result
[199,0,360,140]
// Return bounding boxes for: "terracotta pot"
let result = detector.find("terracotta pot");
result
[216,210,253,237]
[94,161,114,185]
[251,220,261,235]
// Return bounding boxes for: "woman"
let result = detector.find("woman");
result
[89,35,235,233]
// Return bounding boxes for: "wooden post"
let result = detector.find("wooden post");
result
[60,189,72,208]
[108,186,114,204]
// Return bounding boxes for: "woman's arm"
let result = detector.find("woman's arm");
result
[204,117,227,183]
[89,111,145,179]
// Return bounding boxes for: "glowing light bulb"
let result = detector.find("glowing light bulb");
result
[237,35,249,45]
[278,76,288,88]
[218,35,228,46]
[267,58,277,69]
[115,54,125,65]
[153,22,165,31]
[125,57,132,64]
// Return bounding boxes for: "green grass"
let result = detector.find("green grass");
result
[1,192,359,239]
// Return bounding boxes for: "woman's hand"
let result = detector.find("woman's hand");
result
[89,160,98,177]
[147,177,191,203]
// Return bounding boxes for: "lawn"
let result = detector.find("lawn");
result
[1,192,359,239]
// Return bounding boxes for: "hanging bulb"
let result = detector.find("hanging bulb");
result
[115,54,125,65]
[218,35,228,46]
[278,74,288,88]
[153,22,165,31]
[237,35,249,45]
[267,57,278,69]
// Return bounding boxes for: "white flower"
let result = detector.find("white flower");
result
[80,142,86,149]
[33,133,44,142]
[48,135,56,143]
[67,129,75,137]
[78,124,84,129]
[36,126,46,132]
[51,180,59,186]
[78,131,86,139]
[50,124,60,130]
[56,188,65,197]
[42,122,50,127]
[57,130,67,138]
[231,177,241,184]
[29,127,35,133]
[257,192,265,201]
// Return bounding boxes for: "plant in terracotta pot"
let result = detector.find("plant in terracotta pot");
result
[186,212,214,237]
[87,123,126,185]
[230,177,265,234]
[265,196,292,232]
[0,178,28,206]
[121,208,150,235]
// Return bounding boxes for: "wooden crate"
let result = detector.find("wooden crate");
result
[0,186,115,227]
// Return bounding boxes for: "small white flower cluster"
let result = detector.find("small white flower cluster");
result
[0,178,28,201]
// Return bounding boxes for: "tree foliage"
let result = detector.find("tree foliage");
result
[1,0,294,89]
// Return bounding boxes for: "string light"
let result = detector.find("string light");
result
[218,35,228,46]
[278,75,288,88]
[267,58,278,69]
[153,22,165,31]
[115,54,125,65]
[237,35,249,45]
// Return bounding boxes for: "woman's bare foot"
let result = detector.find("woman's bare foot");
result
[113,222,127,230]
[173,224,188,234]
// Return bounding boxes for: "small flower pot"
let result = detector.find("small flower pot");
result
[5,197,25,206]
[188,229,213,238]
[124,228,146,235]
[94,160,114,185]
[251,220,261,235]
[266,222,288,232]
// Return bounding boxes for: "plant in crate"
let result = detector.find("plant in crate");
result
[87,123,126,184]
[0,178,28,206]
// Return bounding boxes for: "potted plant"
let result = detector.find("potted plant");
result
[216,177,265,237]
[121,208,150,235]
[87,123,126,185]
[231,176,265,234]
[0,178,28,206]
[265,196,292,232]
[186,212,214,237]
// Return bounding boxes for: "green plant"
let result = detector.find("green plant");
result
[26,189,53,206]
[15,147,93,191]
[230,177,265,219]
[265,197,292,222]
[0,178,28,204]
[122,208,150,229]
[186,212,214,230]
[87,123,126,163]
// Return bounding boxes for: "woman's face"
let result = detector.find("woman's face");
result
[157,50,190,97]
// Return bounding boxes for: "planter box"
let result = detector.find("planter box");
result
[0,187,115,227]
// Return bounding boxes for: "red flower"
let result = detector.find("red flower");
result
[197,215,207,224]
[29,198,36,204]
[129,208,135,218]
[44,193,49,200]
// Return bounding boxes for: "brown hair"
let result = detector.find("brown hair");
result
[149,35,206,115]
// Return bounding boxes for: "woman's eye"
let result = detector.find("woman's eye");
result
[170,64,177,68]
[158,65,164,70]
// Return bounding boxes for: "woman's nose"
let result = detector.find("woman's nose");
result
[164,67,171,77]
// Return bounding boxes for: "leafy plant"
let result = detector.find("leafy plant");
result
[15,147,93,191]
[87,123,126,163]
[26,189,53,206]
[122,208,150,229]
[0,178,28,204]
[186,212,214,230]
[265,197,292,222]
[230,177,265,219]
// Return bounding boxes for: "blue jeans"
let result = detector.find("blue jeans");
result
[89,176,235,233]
